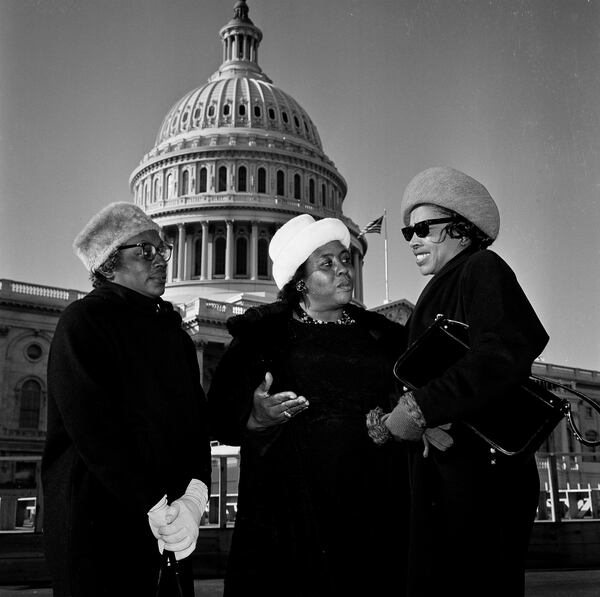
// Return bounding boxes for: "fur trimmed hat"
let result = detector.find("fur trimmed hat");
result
[73,201,161,272]
[269,214,351,289]
[400,166,500,240]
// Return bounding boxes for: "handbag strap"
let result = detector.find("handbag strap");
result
[530,374,600,447]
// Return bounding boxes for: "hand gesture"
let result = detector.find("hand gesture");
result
[247,372,309,430]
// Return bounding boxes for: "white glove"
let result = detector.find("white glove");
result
[160,479,208,560]
[147,494,168,553]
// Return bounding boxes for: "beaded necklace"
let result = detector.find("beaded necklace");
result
[295,305,356,326]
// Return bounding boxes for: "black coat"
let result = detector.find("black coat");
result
[208,302,409,597]
[42,281,211,597]
[404,248,549,597]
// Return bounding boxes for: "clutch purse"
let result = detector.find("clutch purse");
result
[393,314,598,461]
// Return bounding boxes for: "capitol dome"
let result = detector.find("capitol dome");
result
[155,71,324,152]
[130,0,366,306]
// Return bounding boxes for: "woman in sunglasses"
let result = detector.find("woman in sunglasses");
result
[373,167,549,597]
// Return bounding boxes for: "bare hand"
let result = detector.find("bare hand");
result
[247,372,309,430]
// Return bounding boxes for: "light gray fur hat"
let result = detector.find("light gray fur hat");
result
[73,201,161,272]
[400,166,500,240]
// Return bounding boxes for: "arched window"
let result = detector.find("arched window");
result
[153,178,160,201]
[258,238,269,277]
[223,104,231,116]
[276,170,285,196]
[199,167,207,193]
[254,105,262,118]
[193,237,202,277]
[235,237,248,276]
[214,236,226,276]
[309,179,315,204]
[238,104,246,116]
[293,174,302,200]
[19,380,41,429]
[218,166,228,192]
[237,166,247,192]
[143,181,149,202]
[166,173,175,198]
[181,170,189,196]
[321,183,326,206]
[257,167,267,194]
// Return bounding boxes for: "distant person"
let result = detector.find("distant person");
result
[370,167,549,597]
[208,214,409,596]
[42,202,211,597]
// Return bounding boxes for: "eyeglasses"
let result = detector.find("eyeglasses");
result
[117,241,173,262]
[401,218,456,242]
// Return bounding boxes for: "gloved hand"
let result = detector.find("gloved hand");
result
[383,391,426,441]
[147,494,168,553]
[422,424,454,457]
[159,479,208,560]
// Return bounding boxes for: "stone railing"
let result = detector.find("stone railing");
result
[532,361,600,383]
[183,297,257,322]
[0,279,87,307]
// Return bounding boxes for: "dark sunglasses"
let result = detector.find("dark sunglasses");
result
[117,241,173,262]
[401,217,456,242]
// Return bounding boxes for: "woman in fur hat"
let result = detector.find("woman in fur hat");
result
[42,202,211,596]
[371,167,549,597]
[208,214,409,597]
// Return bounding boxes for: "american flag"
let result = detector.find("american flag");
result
[358,214,384,238]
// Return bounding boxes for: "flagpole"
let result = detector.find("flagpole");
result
[383,209,389,304]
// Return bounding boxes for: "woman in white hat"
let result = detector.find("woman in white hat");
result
[208,214,409,597]
[373,167,549,597]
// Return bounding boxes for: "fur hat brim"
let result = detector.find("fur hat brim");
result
[73,201,161,272]
[400,166,500,240]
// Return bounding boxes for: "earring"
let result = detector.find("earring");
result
[296,280,307,292]
[460,237,468,246]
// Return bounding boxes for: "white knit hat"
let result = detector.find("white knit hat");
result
[400,166,500,240]
[73,202,161,272]
[269,214,351,289]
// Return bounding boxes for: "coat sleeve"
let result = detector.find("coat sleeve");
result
[414,251,549,427]
[181,331,212,490]
[46,300,170,512]
[207,335,266,446]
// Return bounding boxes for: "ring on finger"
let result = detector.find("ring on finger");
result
[283,410,292,419]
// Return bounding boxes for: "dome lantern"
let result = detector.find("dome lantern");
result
[215,0,269,82]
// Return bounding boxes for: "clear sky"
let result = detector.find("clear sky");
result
[1,0,599,370]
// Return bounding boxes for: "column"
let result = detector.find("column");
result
[166,231,175,282]
[177,224,186,281]
[185,231,193,280]
[200,221,209,280]
[353,250,361,301]
[194,340,207,387]
[250,222,258,280]
[225,220,234,280]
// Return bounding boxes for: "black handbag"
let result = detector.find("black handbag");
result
[156,551,184,597]
[393,314,600,461]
